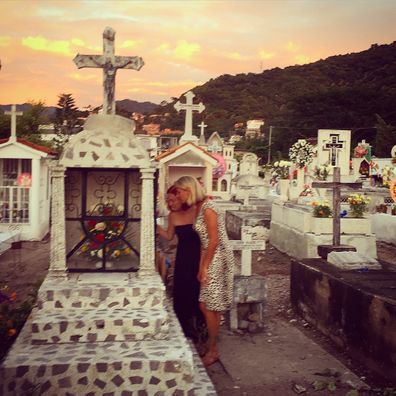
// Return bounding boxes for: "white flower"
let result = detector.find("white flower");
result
[94,222,106,231]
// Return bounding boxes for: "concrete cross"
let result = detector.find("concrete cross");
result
[323,134,345,166]
[312,167,362,246]
[198,121,207,136]
[5,105,23,143]
[73,27,144,115]
[174,91,205,143]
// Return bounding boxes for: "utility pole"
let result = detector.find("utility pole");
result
[267,125,273,164]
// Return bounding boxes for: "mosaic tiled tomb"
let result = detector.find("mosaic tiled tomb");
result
[0,273,217,394]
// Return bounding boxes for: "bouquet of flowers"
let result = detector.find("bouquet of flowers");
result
[79,203,131,261]
[313,163,331,181]
[271,160,292,181]
[347,193,370,218]
[311,201,332,218]
[289,139,316,168]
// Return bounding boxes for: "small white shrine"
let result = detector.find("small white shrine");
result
[0,105,55,241]
[156,141,217,197]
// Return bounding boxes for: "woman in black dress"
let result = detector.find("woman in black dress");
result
[157,186,205,342]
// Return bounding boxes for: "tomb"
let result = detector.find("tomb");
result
[270,201,376,259]
[0,27,215,395]
[291,257,396,382]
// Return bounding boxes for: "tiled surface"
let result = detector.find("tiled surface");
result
[0,273,217,395]
[31,308,169,343]
[37,274,166,311]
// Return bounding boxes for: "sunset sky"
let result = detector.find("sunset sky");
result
[1,0,395,109]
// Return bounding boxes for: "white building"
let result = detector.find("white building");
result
[0,137,56,240]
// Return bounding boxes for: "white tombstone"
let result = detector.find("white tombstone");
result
[174,91,205,144]
[239,153,259,176]
[317,129,351,176]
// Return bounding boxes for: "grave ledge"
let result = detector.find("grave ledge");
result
[291,258,396,382]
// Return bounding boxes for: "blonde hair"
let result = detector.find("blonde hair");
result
[174,176,206,206]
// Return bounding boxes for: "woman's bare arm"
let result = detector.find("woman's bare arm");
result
[201,207,219,270]
[156,213,176,241]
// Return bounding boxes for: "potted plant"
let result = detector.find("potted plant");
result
[311,201,332,218]
[347,193,370,218]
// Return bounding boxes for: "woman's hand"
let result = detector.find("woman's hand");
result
[198,265,209,286]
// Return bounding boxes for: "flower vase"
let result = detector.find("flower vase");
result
[297,168,305,190]
[279,179,289,201]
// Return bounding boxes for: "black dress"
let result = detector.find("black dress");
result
[173,224,205,340]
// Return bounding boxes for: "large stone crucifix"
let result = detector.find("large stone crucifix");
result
[5,105,23,143]
[73,27,144,115]
[312,167,361,247]
[174,91,205,143]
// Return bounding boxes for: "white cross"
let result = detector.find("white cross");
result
[5,105,23,143]
[174,91,205,143]
[324,134,345,166]
[198,121,207,137]
[73,27,144,115]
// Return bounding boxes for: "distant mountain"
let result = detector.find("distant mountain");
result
[151,41,396,158]
[0,99,158,117]
[116,99,157,114]
[0,103,57,118]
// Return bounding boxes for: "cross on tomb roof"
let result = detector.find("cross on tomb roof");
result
[312,167,362,246]
[323,134,345,166]
[73,27,144,115]
[5,105,23,143]
[174,91,205,143]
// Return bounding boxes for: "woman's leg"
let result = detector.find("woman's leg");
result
[199,302,220,365]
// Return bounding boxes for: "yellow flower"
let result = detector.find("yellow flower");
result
[113,250,120,257]
[124,248,131,254]
[80,245,88,253]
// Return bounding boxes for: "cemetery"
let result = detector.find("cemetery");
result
[1,23,396,395]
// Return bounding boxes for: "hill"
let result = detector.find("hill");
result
[152,41,396,158]
[0,99,157,117]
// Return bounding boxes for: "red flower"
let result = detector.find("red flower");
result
[88,220,96,228]
[95,233,105,242]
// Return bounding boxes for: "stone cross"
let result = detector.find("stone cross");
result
[174,91,205,143]
[73,27,144,115]
[323,134,345,166]
[312,167,361,246]
[5,105,23,143]
[198,121,207,138]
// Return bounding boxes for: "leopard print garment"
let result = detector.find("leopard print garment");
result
[194,200,234,311]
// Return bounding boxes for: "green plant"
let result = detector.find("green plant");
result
[312,201,332,218]
[347,193,370,218]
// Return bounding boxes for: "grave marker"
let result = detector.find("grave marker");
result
[229,225,266,276]
[174,91,205,143]
[5,105,22,143]
[74,27,144,115]
[312,167,362,257]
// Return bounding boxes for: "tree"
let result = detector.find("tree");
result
[374,114,396,157]
[18,100,47,136]
[53,93,82,151]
